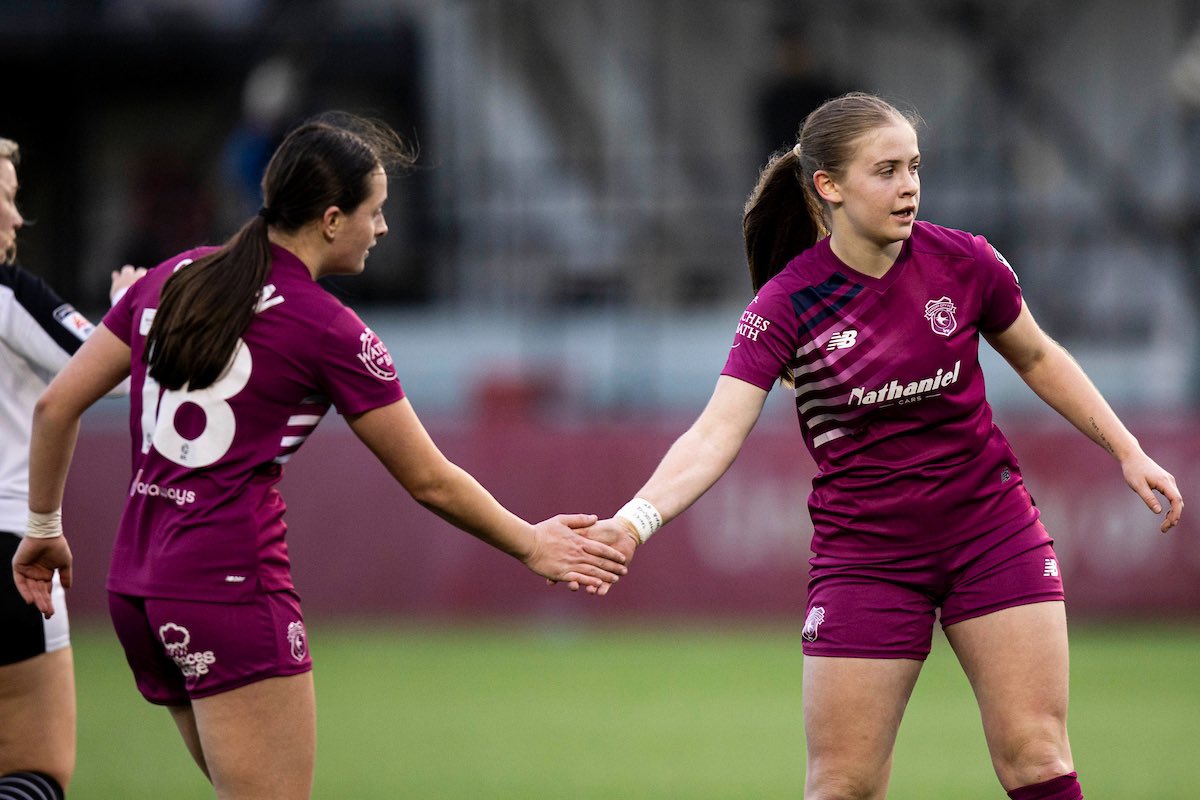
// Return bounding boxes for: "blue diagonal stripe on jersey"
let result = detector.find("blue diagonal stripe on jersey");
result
[789,273,862,338]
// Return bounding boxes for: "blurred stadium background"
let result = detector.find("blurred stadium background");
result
[4,0,1200,797]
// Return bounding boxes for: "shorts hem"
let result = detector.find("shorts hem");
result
[940,592,1064,628]
[801,647,930,661]
[144,662,314,705]
[188,661,313,701]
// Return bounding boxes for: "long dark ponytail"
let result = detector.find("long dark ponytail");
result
[146,112,415,391]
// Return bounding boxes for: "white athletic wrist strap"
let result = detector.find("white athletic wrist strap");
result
[615,498,662,544]
[26,509,64,539]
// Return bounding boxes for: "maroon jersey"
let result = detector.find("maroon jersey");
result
[722,221,1038,560]
[102,245,404,600]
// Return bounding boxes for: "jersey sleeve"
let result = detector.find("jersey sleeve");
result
[719,289,797,391]
[974,235,1024,333]
[314,307,405,415]
[102,277,138,346]
[0,262,96,374]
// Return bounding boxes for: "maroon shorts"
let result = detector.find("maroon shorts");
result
[108,589,312,704]
[801,519,1065,660]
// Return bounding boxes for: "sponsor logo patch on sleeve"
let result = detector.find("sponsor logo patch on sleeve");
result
[357,326,397,381]
[52,304,95,342]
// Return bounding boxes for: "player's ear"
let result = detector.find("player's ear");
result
[321,206,342,242]
[812,170,841,204]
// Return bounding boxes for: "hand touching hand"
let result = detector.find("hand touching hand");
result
[523,513,627,594]
[109,264,147,303]
[1121,452,1184,533]
[572,517,640,596]
[12,536,72,619]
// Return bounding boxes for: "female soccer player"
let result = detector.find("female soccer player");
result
[0,136,144,800]
[587,92,1182,799]
[12,113,627,799]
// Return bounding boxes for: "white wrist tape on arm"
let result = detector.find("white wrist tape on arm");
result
[615,497,663,544]
[26,509,64,539]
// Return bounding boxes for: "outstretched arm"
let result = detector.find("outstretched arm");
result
[985,301,1183,532]
[585,375,770,582]
[345,398,627,592]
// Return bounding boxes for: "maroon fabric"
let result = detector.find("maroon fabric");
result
[1007,772,1083,800]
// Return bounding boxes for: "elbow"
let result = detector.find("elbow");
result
[404,466,459,512]
[33,386,76,429]
[1009,342,1054,378]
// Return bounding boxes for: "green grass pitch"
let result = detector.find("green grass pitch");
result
[69,619,1200,798]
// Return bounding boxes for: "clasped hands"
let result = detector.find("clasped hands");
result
[526,514,640,596]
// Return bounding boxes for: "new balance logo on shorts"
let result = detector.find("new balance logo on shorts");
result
[1044,558,1059,577]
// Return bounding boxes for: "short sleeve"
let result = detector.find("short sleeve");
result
[720,290,798,391]
[102,279,137,346]
[314,307,405,416]
[974,235,1024,333]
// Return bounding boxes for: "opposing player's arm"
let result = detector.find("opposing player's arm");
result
[344,399,627,589]
[985,301,1182,531]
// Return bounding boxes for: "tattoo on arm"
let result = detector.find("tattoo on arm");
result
[1089,417,1116,456]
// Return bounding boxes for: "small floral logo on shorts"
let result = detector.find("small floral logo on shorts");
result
[802,606,826,642]
[287,620,307,662]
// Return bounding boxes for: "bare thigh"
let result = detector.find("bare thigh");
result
[944,601,1073,791]
[803,655,923,800]
[167,704,209,779]
[0,648,76,788]
[189,672,316,800]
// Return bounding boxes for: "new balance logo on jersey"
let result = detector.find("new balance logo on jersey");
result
[826,329,858,351]
[1044,558,1060,577]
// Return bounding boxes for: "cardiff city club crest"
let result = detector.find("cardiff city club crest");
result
[924,296,957,337]
[287,621,307,662]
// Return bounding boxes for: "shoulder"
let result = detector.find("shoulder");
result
[761,240,834,295]
[907,221,987,260]
[0,261,67,308]
[1,261,46,292]
[0,261,20,289]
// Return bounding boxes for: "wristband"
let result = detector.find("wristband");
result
[615,497,662,544]
[26,509,64,540]
[111,286,129,306]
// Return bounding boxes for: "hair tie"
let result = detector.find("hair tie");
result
[791,142,803,158]
[257,206,274,222]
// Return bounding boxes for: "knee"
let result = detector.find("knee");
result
[993,728,1073,790]
[806,761,889,800]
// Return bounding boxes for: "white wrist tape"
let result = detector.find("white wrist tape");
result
[615,497,663,544]
[26,509,64,539]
